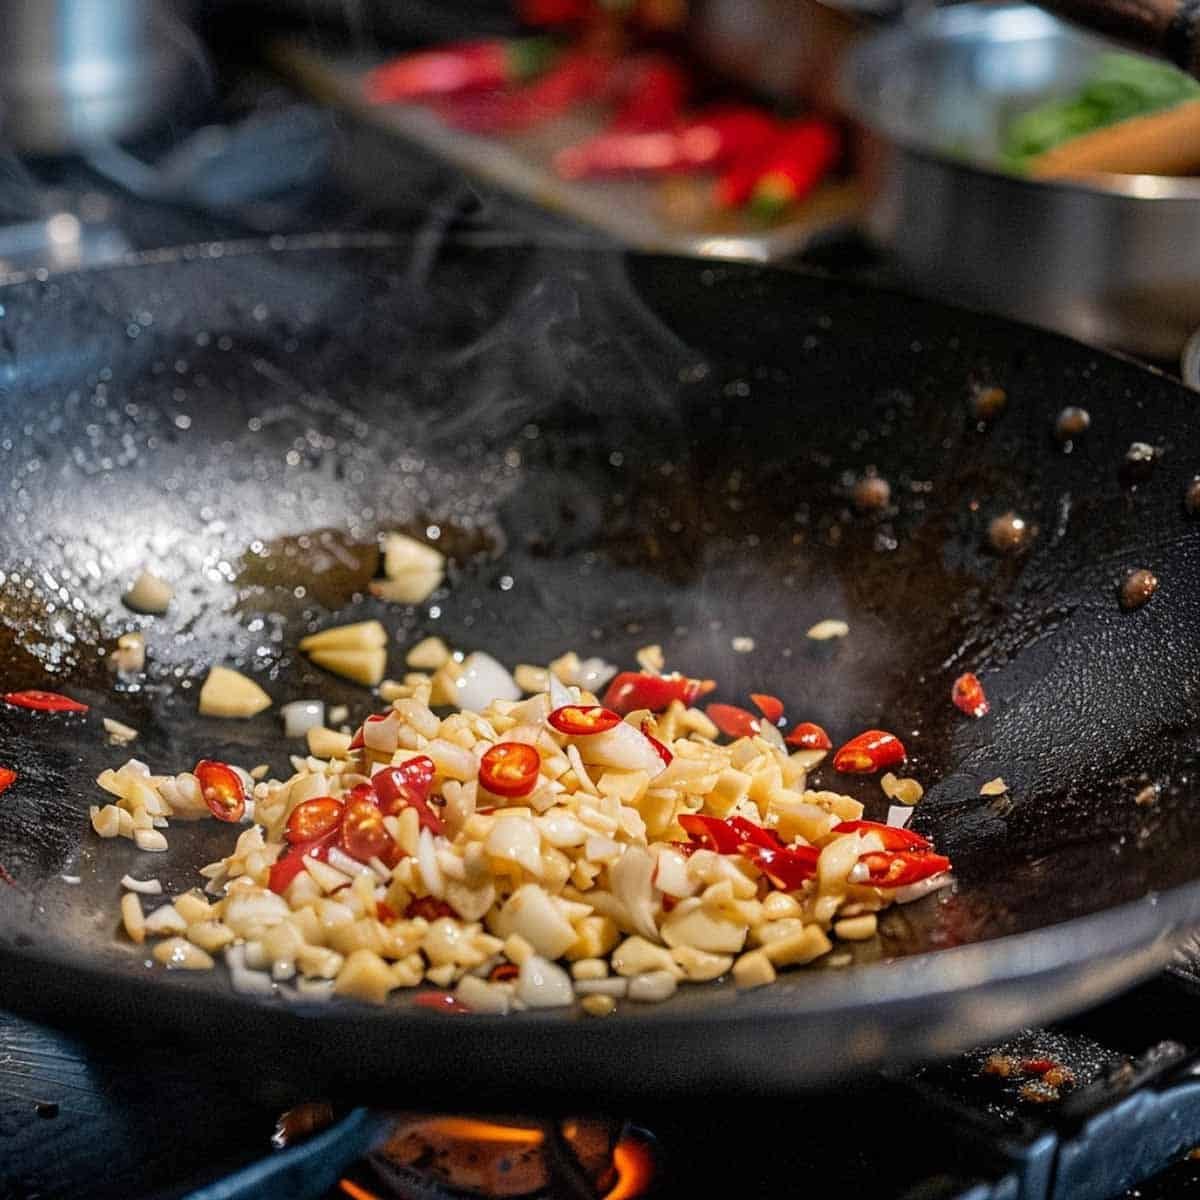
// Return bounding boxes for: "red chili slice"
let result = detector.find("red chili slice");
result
[0,768,15,797]
[724,815,783,850]
[785,722,832,751]
[479,742,540,798]
[194,759,246,822]
[3,689,88,713]
[340,796,396,863]
[750,693,785,724]
[285,796,344,844]
[1020,1058,1058,1076]
[706,703,761,739]
[268,834,335,894]
[377,901,399,924]
[406,896,456,921]
[952,672,990,719]
[489,962,520,982]
[412,991,471,1014]
[372,756,441,833]
[640,721,674,766]
[832,819,931,852]
[602,672,716,715]
[859,849,951,888]
[740,842,820,890]
[832,730,906,774]
[548,705,621,735]
[678,813,781,854]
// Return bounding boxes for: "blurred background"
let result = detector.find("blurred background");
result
[6,0,1200,374]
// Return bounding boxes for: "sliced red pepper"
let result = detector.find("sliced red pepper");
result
[706,703,761,739]
[285,796,344,844]
[3,689,88,713]
[749,120,841,218]
[785,721,833,751]
[714,137,785,209]
[548,705,621,735]
[859,849,951,888]
[412,991,471,1014]
[603,671,716,715]
[678,812,743,853]
[749,693,785,725]
[489,962,520,982]
[406,896,457,921]
[832,819,930,851]
[340,795,396,864]
[0,767,15,797]
[376,901,399,924]
[366,37,558,102]
[832,730,906,774]
[724,815,783,850]
[640,721,674,766]
[952,672,990,719]
[479,742,541,798]
[349,712,391,751]
[372,756,441,833]
[610,56,688,132]
[268,833,335,894]
[1020,1058,1059,1076]
[740,842,820,890]
[194,759,246,822]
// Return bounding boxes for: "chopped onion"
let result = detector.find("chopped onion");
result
[886,805,913,829]
[516,955,574,1008]
[417,826,445,898]
[120,874,162,895]
[281,700,325,739]
[548,671,573,711]
[575,657,617,690]
[892,872,953,905]
[609,845,660,941]
[496,884,578,958]
[226,944,275,995]
[575,720,667,777]
[451,651,520,712]
[326,846,377,879]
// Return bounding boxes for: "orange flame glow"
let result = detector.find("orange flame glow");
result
[603,1136,656,1200]
[417,1117,546,1146]
[339,1180,383,1200]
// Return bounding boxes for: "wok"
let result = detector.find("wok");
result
[0,234,1198,1105]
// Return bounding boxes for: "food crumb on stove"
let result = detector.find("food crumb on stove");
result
[1120,568,1158,611]
[987,511,1033,555]
[111,632,145,674]
[980,777,1008,796]
[250,763,270,781]
[1055,406,1091,443]
[971,384,1007,420]
[406,636,450,671]
[1135,783,1160,807]
[34,1101,58,1119]
[635,644,664,673]
[371,532,445,604]
[327,705,349,727]
[1121,441,1158,483]
[1186,476,1200,514]
[982,1054,1017,1077]
[881,772,924,805]
[122,569,173,615]
[806,619,849,640]
[730,636,755,653]
[852,474,891,512]
[198,665,272,718]
[103,717,139,745]
[300,620,388,687]
[1019,1080,1061,1104]
[580,993,617,1017]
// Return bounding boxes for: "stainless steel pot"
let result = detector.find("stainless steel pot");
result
[842,2,1200,361]
[0,0,203,154]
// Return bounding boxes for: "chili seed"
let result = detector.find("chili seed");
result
[853,475,891,512]
[987,511,1032,554]
[1121,442,1158,483]
[1120,568,1158,611]
[1185,476,1200,514]
[1055,406,1090,442]
[971,385,1007,420]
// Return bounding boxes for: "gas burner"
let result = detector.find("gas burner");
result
[338,1116,657,1200]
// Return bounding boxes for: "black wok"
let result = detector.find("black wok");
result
[1,234,1198,1105]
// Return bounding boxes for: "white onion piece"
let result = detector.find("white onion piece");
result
[576,657,617,690]
[892,872,953,905]
[326,846,377,879]
[363,713,400,754]
[886,805,913,829]
[548,671,573,711]
[609,845,660,941]
[417,826,445,898]
[575,721,666,777]
[537,809,588,848]
[453,652,520,711]
[225,944,275,995]
[757,722,786,751]
[496,884,578,958]
[485,816,542,876]
[120,875,162,895]
[294,977,336,1001]
[281,700,325,739]
[650,847,695,899]
[516,955,574,1008]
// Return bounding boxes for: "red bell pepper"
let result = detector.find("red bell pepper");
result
[610,56,688,132]
[748,119,841,217]
[832,819,930,851]
[859,850,951,888]
[603,671,715,714]
[366,37,558,102]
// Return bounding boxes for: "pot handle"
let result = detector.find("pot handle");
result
[1032,0,1200,77]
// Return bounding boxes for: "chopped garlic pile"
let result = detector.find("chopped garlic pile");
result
[94,652,950,1012]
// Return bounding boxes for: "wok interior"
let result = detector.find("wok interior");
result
[1,238,1199,1016]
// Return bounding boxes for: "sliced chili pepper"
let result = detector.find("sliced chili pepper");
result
[349,712,391,751]
[285,796,344,844]
[706,703,761,739]
[640,721,674,766]
[952,672,990,719]
[377,901,399,924]
[661,894,678,913]
[555,106,777,179]
[725,815,783,850]
[479,742,541,798]
[517,0,593,23]
[714,135,784,209]
[268,834,335,894]
[678,812,743,853]
[489,962,520,982]
[1020,1058,1059,1075]
[340,796,396,864]
[372,756,441,833]
[0,767,15,797]
[785,721,832,751]
[740,842,820,890]
[413,991,471,1013]
[668,840,701,857]
[194,759,246,822]
[366,37,558,103]
[602,671,716,715]
[3,689,89,713]
[406,896,457,921]
[749,119,841,218]
[832,730,906,774]
[345,782,377,806]
[610,56,688,132]
[548,704,621,735]
[859,849,951,888]
[832,819,930,851]
[749,693,785,725]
